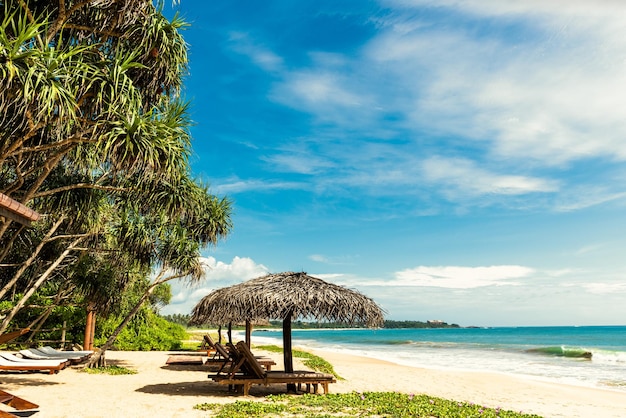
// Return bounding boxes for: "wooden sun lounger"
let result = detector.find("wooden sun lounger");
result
[0,389,38,417]
[206,342,276,374]
[31,347,91,362]
[0,329,30,346]
[199,335,218,355]
[211,341,335,396]
[0,354,66,375]
[38,346,93,357]
[19,349,86,365]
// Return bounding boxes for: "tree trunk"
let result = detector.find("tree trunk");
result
[0,224,25,264]
[84,309,94,351]
[0,236,83,334]
[85,270,186,367]
[0,216,65,301]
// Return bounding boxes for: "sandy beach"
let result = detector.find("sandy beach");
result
[2,347,626,418]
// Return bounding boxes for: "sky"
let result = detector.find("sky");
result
[160,0,626,327]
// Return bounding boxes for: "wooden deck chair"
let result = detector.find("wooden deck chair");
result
[211,341,335,396]
[199,335,219,357]
[205,342,234,375]
[0,329,30,346]
[0,389,38,417]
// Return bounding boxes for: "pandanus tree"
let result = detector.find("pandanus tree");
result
[86,179,231,365]
[0,1,232,341]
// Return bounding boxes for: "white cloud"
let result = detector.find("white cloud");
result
[391,265,533,288]
[582,282,626,295]
[227,31,284,72]
[331,265,534,289]
[213,178,304,194]
[261,152,336,175]
[367,4,626,165]
[421,156,558,196]
[220,1,626,213]
[161,256,269,315]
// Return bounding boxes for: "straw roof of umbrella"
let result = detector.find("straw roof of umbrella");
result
[190,272,384,327]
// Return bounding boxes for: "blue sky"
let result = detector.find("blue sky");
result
[160,0,626,327]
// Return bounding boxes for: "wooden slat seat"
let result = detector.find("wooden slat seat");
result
[210,341,335,396]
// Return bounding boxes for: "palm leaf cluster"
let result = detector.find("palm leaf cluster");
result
[0,1,232,337]
[190,272,385,328]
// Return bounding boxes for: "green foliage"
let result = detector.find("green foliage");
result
[0,0,231,339]
[255,345,341,379]
[160,313,191,326]
[195,392,542,418]
[81,365,137,375]
[95,309,185,351]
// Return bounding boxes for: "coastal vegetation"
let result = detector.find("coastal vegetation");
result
[194,392,542,418]
[166,315,460,329]
[0,1,231,359]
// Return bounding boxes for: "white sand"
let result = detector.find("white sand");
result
[1,348,626,418]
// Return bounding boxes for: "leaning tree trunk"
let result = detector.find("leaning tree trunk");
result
[0,236,83,334]
[0,216,65,301]
[85,271,187,368]
[85,289,154,368]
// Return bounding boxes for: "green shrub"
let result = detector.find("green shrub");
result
[95,311,185,351]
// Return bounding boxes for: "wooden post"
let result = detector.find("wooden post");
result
[245,320,251,347]
[227,322,232,344]
[89,311,96,350]
[217,325,222,344]
[283,311,296,392]
[84,310,93,350]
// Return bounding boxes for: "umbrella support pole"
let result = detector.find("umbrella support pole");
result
[283,312,297,393]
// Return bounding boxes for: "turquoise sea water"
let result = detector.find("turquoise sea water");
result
[248,326,626,392]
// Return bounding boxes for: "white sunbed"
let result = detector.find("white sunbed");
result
[30,348,86,360]
[0,353,67,374]
[0,352,67,367]
[19,349,58,361]
[39,346,93,357]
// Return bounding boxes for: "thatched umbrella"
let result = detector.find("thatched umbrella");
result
[190,272,384,375]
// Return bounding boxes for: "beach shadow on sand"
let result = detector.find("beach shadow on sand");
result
[136,381,292,398]
[136,380,238,398]
[0,375,62,387]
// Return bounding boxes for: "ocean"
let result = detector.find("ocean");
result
[246,326,626,392]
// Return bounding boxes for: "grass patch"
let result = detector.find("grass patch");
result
[255,344,342,379]
[177,340,202,351]
[194,391,542,417]
[81,365,137,375]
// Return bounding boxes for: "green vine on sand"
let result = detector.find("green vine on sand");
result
[194,391,543,418]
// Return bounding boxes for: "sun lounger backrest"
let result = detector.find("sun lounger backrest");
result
[235,341,266,379]
[0,328,30,345]
[204,334,216,349]
[214,342,230,359]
